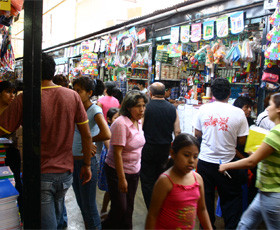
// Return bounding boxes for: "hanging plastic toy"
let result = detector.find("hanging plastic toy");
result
[116,35,137,68]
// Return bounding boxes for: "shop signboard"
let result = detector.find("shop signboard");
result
[0,0,11,11]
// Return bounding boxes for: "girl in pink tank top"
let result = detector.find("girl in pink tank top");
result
[145,133,212,230]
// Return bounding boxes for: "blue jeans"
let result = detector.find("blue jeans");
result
[72,157,101,229]
[237,191,280,230]
[41,171,73,230]
[57,198,68,229]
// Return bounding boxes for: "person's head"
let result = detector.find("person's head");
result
[53,74,69,88]
[119,90,148,121]
[42,53,56,81]
[112,87,123,105]
[211,78,231,101]
[149,82,165,98]
[164,83,172,99]
[105,81,117,96]
[267,93,280,123]
[132,86,140,91]
[73,77,104,104]
[233,96,253,117]
[264,92,276,108]
[0,81,16,106]
[107,107,120,125]
[171,133,200,174]
[137,80,145,90]
[14,78,23,94]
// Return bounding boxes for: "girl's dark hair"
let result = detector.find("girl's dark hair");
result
[119,90,148,118]
[105,81,117,96]
[271,93,280,108]
[107,107,119,121]
[112,88,123,104]
[72,77,104,97]
[172,133,200,154]
[211,78,231,101]
[0,81,15,93]
[233,96,253,109]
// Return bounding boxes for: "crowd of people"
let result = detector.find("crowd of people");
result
[0,53,279,229]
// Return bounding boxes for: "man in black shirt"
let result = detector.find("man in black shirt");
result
[140,82,181,209]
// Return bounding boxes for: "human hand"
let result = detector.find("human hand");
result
[80,165,92,185]
[219,164,226,173]
[91,143,97,157]
[118,178,128,193]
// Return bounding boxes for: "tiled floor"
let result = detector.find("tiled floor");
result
[65,182,147,230]
[65,182,227,230]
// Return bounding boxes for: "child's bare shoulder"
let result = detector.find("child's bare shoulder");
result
[194,172,203,184]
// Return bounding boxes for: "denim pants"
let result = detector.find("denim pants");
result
[72,157,101,229]
[237,191,280,230]
[102,163,139,229]
[41,171,73,230]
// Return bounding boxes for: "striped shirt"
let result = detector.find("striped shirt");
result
[105,115,145,174]
[256,124,280,192]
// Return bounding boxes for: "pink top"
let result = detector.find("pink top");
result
[97,95,120,121]
[155,172,200,230]
[105,115,145,174]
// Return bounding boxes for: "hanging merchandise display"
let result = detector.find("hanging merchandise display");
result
[180,25,190,43]
[191,23,202,42]
[115,35,137,68]
[137,28,147,43]
[216,16,229,38]
[230,11,245,34]
[203,21,214,40]
[170,27,180,44]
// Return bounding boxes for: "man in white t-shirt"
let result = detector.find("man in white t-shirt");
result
[194,78,249,229]
[137,80,148,94]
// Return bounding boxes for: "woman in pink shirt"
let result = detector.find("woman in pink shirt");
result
[102,90,148,229]
[97,81,120,121]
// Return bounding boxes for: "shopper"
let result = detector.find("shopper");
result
[137,80,147,94]
[233,95,258,205]
[0,81,23,221]
[98,107,119,221]
[140,82,181,209]
[194,78,249,229]
[219,92,280,229]
[233,96,255,127]
[72,77,111,229]
[53,74,70,88]
[0,53,93,229]
[97,81,120,120]
[145,133,212,230]
[256,93,276,130]
[102,90,148,229]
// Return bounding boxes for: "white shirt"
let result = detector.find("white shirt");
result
[194,101,249,163]
[140,88,147,94]
[256,110,275,131]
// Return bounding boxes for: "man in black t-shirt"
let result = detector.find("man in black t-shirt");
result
[140,82,181,209]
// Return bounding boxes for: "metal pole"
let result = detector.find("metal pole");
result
[23,0,42,228]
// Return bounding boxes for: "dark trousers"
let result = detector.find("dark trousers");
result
[197,159,243,230]
[102,163,139,229]
[140,143,170,209]
[5,146,23,222]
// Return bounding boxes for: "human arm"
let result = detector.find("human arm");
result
[219,142,275,172]
[173,110,181,137]
[113,145,127,193]
[92,113,111,142]
[145,175,172,229]
[195,129,203,139]
[237,135,247,146]
[104,140,110,150]
[77,122,92,185]
[196,173,213,230]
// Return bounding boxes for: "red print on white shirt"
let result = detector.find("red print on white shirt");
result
[204,115,229,131]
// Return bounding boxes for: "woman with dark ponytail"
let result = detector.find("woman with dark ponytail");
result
[97,81,120,121]
[72,77,111,229]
